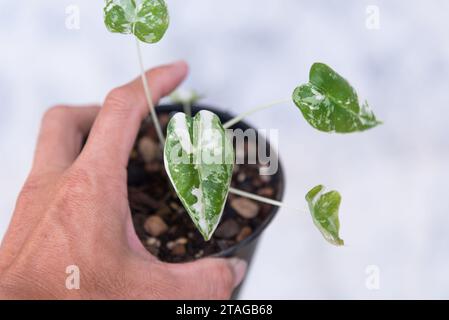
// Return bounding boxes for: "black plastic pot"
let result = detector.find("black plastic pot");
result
[146,104,285,298]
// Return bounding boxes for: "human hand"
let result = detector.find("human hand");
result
[0,61,247,299]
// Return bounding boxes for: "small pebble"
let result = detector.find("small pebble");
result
[146,237,161,248]
[258,187,274,197]
[138,136,158,163]
[236,226,252,242]
[172,244,186,256]
[215,219,240,239]
[231,198,260,219]
[166,241,176,250]
[237,172,246,183]
[144,162,161,173]
[167,241,186,256]
[175,237,188,245]
[144,215,168,237]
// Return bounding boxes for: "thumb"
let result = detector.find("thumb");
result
[170,257,247,299]
[80,61,188,171]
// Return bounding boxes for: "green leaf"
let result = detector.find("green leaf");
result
[103,0,136,34]
[306,185,344,246]
[164,111,234,240]
[134,0,169,43]
[293,63,381,133]
[104,0,169,44]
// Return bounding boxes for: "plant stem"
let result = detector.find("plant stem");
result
[135,38,165,145]
[223,99,290,129]
[183,101,192,118]
[229,187,304,213]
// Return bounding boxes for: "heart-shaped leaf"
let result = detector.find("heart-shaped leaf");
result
[306,185,344,246]
[164,111,234,240]
[293,63,381,133]
[104,0,169,43]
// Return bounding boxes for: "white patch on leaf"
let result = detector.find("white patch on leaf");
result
[172,113,193,154]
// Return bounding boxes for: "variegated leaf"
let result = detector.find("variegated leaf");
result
[164,111,234,240]
[104,0,169,43]
[306,185,344,246]
[293,63,381,133]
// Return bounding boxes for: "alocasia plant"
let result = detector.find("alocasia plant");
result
[103,1,381,246]
[165,63,380,244]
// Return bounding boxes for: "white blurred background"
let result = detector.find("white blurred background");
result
[1,0,449,299]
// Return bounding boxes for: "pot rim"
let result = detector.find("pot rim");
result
[154,103,286,259]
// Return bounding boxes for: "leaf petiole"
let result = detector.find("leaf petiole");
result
[135,38,166,145]
[228,187,304,213]
[223,99,290,129]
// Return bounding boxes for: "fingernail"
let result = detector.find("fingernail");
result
[228,258,247,288]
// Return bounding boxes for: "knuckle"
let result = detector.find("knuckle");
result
[105,86,147,121]
[105,87,133,110]
[57,167,94,203]
[64,167,93,191]
[48,167,97,224]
